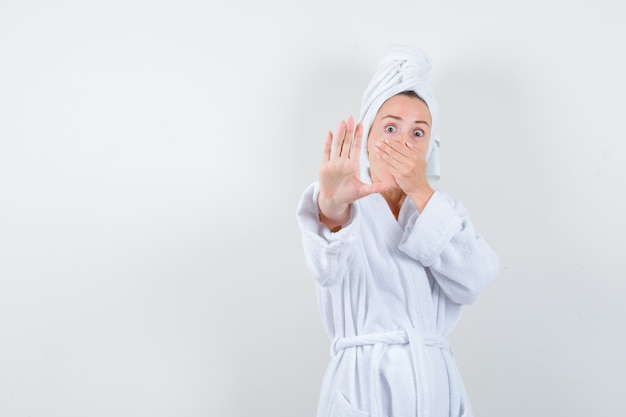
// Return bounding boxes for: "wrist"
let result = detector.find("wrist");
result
[317,196,350,231]
[408,187,435,213]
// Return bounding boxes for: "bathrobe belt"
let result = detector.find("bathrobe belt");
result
[331,329,453,417]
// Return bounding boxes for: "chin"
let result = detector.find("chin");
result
[372,169,398,189]
[387,181,402,192]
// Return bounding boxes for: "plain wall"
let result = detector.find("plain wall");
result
[1,0,625,416]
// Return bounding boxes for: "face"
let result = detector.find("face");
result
[367,94,432,187]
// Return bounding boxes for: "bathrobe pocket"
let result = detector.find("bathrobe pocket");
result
[330,392,370,417]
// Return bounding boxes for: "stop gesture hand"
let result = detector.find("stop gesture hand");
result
[318,116,387,229]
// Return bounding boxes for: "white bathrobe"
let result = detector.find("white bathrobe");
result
[296,182,499,417]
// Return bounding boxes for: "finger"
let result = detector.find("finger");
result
[379,146,426,181]
[332,120,347,159]
[375,141,409,167]
[383,139,415,158]
[378,149,420,182]
[350,122,363,159]
[322,131,332,162]
[340,116,354,158]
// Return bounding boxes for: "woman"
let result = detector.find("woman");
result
[296,45,499,417]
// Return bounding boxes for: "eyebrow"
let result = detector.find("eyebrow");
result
[381,115,430,126]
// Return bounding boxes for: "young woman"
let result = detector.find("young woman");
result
[296,45,499,417]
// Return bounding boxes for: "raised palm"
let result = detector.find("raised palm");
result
[318,117,387,222]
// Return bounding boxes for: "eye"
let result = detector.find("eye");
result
[413,129,424,137]
[384,125,397,133]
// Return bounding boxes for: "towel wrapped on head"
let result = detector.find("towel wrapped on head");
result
[358,45,441,184]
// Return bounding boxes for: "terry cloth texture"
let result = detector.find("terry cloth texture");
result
[297,183,499,417]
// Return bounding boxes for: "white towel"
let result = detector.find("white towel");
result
[358,45,441,183]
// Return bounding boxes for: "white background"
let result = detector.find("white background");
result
[1,0,625,416]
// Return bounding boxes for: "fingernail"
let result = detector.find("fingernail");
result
[384,139,389,144]
[406,142,415,149]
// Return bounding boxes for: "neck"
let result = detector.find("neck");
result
[381,187,406,219]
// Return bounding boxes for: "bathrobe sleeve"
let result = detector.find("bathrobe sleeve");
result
[399,191,499,305]
[296,182,361,288]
